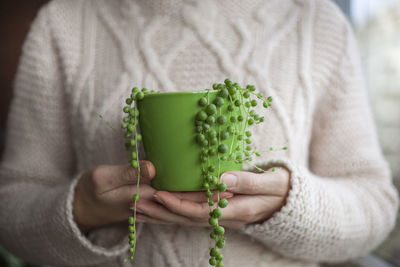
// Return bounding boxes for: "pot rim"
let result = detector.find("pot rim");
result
[143,89,218,99]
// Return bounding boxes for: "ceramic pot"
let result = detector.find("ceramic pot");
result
[138,90,243,191]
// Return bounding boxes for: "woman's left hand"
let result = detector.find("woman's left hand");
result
[132,167,290,229]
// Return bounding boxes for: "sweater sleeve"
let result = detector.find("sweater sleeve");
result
[238,2,399,263]
[0,4,128,266]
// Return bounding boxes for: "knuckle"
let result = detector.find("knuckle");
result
[274,169,290,195]
[186,203,208,220]
[243,176,258,192]
[91,165,105,181]
[167,199,182,214]
[199,203,211,219]
[275,168,287,181]
[124,165,138,182]
[91,165,107,192]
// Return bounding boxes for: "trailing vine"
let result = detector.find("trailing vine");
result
[120,87,151,262]
[194,79,276,267]
[119,79,286,265]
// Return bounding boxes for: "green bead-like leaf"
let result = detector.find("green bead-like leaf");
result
[133,193,140,201]
[219,88,229,98]
[209,257,217,266]
[218,198,228,208]
[206,116,215,125]
[212,208,223,218]
[224,78,232,86]
[214,97,225,107]
[210,247,220,257]
[217,115,227,125]
[197,111,208,121]
[131,160,138,168]
[215,226,225,235]
[199,97,208,107]
[216,239,226,248]
[136,92,144,100]
[218,144,228,154]
[208,217,218,226]
[206,104,217,115]
[220,130,229,140]
[217,183,227,192]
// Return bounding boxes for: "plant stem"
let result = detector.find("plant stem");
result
[227,94,237,156]
[217,107,221,204]
[132,101,141,259]
[98,114,125,137]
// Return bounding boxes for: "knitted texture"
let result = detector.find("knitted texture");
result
[0,0,398,266]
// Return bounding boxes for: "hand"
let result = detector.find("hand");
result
[73,161,157,233]
[135,167,290,229]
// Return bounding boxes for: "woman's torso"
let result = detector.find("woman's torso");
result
[55,0,321,266]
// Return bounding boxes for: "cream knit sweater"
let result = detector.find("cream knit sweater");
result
[0,0,398,266]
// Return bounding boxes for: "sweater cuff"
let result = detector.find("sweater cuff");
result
[238,158,309,256]
[63,173,129,264]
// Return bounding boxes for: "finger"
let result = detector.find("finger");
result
[138,194,271,228]
[218,220,246,229]
[220,168,289,195]
[92,161,156,194]
[168,191,234,203]
[134,199,205,226]
[108,184,156,206]
[156,192,276,222]
[135,213,173,225]
[136,197,247,228]
[75,183,157,226]
[152,192,283,227]
[153,191,212,220]
[137,213,245,229]
[214,195,283,222]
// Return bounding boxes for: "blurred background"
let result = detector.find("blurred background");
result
[0,0,399,266]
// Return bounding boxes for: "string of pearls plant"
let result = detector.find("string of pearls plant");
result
[195,79,274,267]
[120,79,283,265]
[121,87,151,262]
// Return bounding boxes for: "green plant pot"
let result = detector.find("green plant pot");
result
[138,90,243,191]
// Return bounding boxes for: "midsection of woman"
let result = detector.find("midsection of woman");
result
[73,1,303,266]
[72,0,299,171]
[0,0,397,267]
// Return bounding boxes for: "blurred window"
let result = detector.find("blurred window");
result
[334,0,400,266]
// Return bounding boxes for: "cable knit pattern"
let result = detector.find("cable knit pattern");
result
[0,0,398,266]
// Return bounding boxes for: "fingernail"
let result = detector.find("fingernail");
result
[224,192,234,198]
[140,162,150,177]
[153,193,164,204]
[220,173,237,189]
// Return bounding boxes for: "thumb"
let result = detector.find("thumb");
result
[220,170,282,195]
[91,160,156,194]
[134,160,156,181]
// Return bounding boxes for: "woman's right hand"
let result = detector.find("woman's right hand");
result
[72,161,156,233]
